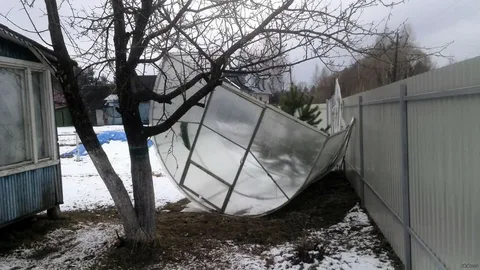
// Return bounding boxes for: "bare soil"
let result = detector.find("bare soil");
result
[0,209,119,255]
[0,171,403,269]
[96,171,404,269]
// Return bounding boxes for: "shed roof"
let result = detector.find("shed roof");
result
[0,23,57,64]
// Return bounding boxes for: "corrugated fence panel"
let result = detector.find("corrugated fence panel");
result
[0,164,62,227]
[363,103,403,219]
[406,56,480,95]
[342,105,362,194]
[364,184,406,263]
[341,56,480,269]
[411,238,437,270]
[344,56,480,105]
[408,94,480,269]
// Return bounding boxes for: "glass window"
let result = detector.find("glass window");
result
[32,71,49,158]
[0,68,30,166]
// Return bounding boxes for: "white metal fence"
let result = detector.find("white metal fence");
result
[342,56,480,270]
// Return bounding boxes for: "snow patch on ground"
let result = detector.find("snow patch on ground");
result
[155,204,394,270]
[0,223,121,270]
[0,204,394,269]
[58,126,184,211]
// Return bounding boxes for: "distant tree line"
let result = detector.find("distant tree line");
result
[310,26,436,103]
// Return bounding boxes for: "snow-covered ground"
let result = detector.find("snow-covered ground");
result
[58,126,184,211]
[0,205,395,270]
[0,223,122,270]
[159,205,395,270]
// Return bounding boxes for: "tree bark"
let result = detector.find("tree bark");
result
[44,0,146,243]
[114,87,157,242]
[122,104,156,240]
[114,69,156,241]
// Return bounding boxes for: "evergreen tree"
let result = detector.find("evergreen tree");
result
[298,96,321,127]
[279,85,305,115]
[279,85,327,130]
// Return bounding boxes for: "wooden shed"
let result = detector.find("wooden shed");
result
[0,24,62,227]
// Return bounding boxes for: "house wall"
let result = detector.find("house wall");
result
[0,36,40,62]
[139,102,150,124]
[55,107,73,127]
[0,51,63,227]
[342,56,480,269]
[0,163,62,228]
[103,106,123,125]
[102,101,151,125]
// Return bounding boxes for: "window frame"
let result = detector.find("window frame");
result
[0,56,58,176]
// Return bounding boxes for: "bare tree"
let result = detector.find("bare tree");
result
[10,0,402,243]
[311,24,450,101]
[368,25,439,84]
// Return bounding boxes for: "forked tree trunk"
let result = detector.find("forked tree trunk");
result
[44,0,154,243]
[87,147,147,241]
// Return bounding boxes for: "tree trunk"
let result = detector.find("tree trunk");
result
[122,114,157,241]
[87,147,147,241]
[45,0,154,244]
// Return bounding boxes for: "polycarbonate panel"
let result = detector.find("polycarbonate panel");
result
[203,88,262,148]
[249,108,325,198]
[153,122,199,182]
[150,55,207,124]
[183,164,230,209]
[224,152,288,215]
[182,188,215,212]
[308,130,348,183]
[152,53,355,216]
[151,55,209,183]
[191,126,245,185]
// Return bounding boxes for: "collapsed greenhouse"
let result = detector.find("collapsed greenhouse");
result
[150,54,355,216]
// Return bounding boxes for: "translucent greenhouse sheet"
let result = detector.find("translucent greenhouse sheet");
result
[151,54,355,216]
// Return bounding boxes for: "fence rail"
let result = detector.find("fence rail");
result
[342,56,480,270]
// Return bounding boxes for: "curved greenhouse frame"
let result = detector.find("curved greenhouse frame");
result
[150,54,355,216]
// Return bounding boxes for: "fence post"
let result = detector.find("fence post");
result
[358,96,365,206]
[400,84,412,270]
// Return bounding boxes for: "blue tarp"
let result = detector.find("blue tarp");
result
[61,131,154,158]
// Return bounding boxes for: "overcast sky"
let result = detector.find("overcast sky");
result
[292,0,480,84]
[1,0,479,84]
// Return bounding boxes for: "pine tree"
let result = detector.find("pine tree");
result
[279,85,305,115]
[298,96,321,127]
[280,85,327,129]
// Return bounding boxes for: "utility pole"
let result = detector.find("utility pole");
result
[392,31,399,83]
